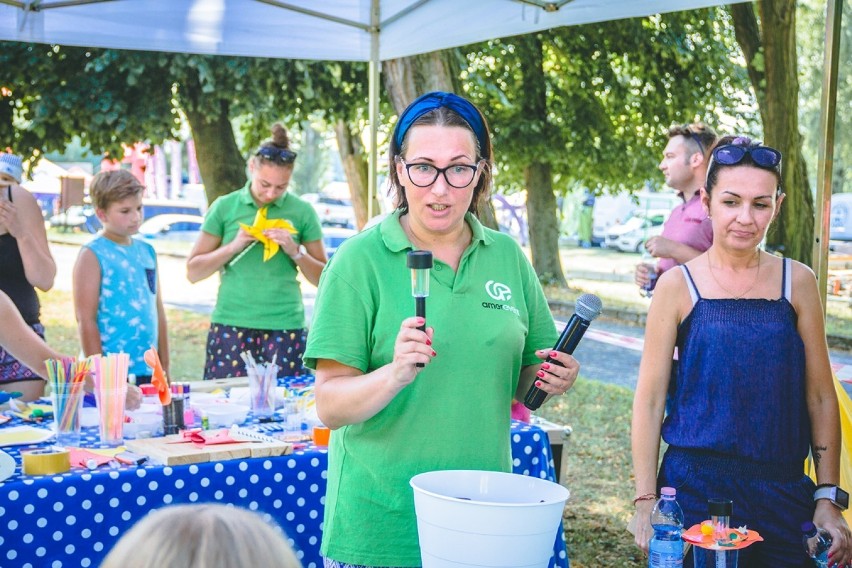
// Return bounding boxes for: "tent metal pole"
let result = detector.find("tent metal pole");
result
[813,0,843,311]
[368,0,380,220]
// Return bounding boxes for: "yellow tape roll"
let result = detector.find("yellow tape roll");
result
[22,448,71,475]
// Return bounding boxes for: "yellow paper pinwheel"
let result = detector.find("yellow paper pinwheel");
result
[239,207,298,262]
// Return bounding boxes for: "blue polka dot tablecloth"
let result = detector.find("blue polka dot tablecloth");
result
[0,419,568,568]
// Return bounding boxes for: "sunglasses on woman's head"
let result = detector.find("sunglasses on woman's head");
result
[255,147,297,164]
[711,144,782,170]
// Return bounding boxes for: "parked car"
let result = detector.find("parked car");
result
[138,214,204,242]
[592,190,681,246]
[604,209,669,253]
[322,226,357,258]
[301,193,356,228]
[83,199,204,233]
[48,205,93,231]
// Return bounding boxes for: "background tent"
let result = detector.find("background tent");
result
[0,1,749,62]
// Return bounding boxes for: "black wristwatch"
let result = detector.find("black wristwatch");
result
[814,484,850,511]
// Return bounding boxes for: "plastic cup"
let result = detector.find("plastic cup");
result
[279,396,306,440]
[312,425,330,446]
[693,546,738,568]
[94,386,127,446]
[248,368,275,418]
[51,386,85,446]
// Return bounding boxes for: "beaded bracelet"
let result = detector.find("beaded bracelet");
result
[633,492,657,506]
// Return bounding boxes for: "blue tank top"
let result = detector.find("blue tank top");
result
[84,236,159,377]
[661,258,810,466]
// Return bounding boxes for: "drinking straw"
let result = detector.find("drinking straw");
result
[241,350,279,411]
[90,353,129,442]
[44,356,92,433]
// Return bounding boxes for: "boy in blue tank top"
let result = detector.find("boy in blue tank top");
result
[73,170,169,385]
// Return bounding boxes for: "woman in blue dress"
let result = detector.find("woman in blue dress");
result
[631,136,852,566]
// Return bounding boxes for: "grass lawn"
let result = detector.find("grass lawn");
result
[38,289,208,382]
[38,288,645,566]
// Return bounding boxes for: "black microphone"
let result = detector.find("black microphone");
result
[523,293,602,411]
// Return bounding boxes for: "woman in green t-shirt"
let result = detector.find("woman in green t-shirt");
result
[188,123,326,380]
[305,92,580,567]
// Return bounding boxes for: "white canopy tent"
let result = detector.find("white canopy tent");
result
[0,0,843,299]
[0,0,750,62]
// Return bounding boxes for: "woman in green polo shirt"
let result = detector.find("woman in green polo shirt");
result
[304,92,580,567]
[187,123,326,380]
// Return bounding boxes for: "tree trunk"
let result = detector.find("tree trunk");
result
[180,77,245,205]
[526,162,566,286]
[731,0,813,265]
[334,119,374,229]
[383,51,461,114]
[515,34,567,287]
[383,51,498,230]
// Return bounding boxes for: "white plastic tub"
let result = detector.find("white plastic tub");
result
[410,469,569,568]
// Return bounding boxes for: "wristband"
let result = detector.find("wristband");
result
[633,492,656,506]
[289,251,304,261]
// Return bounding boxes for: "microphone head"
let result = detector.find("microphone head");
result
[575,293,602,322]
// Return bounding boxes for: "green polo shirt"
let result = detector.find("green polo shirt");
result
[202,183,322,330]
[304,209,557,566]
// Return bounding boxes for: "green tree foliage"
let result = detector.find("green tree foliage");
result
[461,8,753,285]
[0,42,177,160]
[0,42,371,205]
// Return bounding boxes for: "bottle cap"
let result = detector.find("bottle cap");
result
[708,498,733,516]
[660,487,676,497]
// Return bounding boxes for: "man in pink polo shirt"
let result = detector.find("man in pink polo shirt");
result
[635,123,719,293]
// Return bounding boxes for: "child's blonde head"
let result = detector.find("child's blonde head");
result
[101,503,302,568]
[90,170,144,211]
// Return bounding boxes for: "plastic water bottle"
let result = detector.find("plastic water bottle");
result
[641,252,658,298]
[648,487,684,568]
[801,521,831,567]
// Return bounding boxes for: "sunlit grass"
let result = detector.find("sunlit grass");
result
[38,289,207,381]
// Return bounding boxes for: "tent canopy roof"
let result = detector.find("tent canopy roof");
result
[1,0,747,61]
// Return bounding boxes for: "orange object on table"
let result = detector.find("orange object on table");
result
[143,348,171,405]
[682,523,763,550]
[312,425,330,446]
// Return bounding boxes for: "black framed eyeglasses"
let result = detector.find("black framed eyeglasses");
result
[399,159,482,188]
[710,144,782,171]
[256,146,297,165]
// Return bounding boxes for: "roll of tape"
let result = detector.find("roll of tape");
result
[22,448,71,475]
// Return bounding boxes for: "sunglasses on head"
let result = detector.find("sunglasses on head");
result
[255,146,297,164]
[687,132,705,156]
[711,144,782,170]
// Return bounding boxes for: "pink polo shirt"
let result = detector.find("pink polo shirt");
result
[657,191,713,274]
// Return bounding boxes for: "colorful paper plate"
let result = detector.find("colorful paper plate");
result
[683,523,764,550]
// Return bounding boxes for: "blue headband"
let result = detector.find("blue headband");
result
[393,91,488,156]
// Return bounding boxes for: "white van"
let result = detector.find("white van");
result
[594,190,681,246]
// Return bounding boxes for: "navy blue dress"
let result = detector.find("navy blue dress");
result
[658,258,815,567]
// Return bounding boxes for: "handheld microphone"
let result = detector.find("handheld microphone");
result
[407,251,433,368]
[523,293,602,411]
